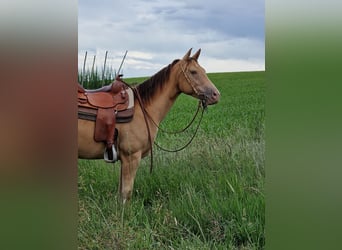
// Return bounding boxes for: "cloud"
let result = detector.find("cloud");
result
[200,57,265,73]
[78,0,265,77]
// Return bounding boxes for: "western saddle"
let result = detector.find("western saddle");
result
[78,76,134,162]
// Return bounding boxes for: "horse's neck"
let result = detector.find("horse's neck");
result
[145,79,180,125]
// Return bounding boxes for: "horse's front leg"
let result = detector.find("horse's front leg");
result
[119,152,141,203]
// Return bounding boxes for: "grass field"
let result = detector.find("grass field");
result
[78,71,265,249]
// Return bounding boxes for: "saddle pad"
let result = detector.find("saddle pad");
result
[78,106,134,123]
[126,88,134,109]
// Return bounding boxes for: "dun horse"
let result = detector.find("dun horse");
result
[78,49,220,202]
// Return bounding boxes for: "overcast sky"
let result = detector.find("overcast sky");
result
[78,0,264,77]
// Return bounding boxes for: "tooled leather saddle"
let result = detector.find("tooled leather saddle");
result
[78,76,134,162]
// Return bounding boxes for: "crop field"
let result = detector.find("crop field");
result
[78,71,265,249]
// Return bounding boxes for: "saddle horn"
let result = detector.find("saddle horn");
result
[183,48,192,60]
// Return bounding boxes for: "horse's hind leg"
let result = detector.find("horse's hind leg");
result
[119,152,141,203]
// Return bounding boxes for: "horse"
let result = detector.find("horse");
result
[78,49,220,203]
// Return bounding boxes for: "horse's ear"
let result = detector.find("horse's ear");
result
[192,49,201,61]
[182,48,192,60]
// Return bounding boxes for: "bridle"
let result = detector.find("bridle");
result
[180,61,208,109]
[152,101,205,153]
[128,60,207,173]
[150,61,208,151]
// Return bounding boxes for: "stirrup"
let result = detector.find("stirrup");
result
[104,145,118,163]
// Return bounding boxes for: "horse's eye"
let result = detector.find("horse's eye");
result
[190,70,197,75]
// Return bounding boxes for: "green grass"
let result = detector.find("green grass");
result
[78,71,265,249]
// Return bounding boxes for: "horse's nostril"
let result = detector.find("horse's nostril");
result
[211,90,220,103]
[213,91,220,98]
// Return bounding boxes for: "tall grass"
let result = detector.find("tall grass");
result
[78,51,118,89]
[78,70,265,249]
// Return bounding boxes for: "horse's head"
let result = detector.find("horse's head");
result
[176,48,220,105]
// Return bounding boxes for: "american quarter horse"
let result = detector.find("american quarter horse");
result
[78,49,220,202]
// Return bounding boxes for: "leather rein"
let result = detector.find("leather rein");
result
[125,61,207,173]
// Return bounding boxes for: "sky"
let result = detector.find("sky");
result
[78,0,264,78]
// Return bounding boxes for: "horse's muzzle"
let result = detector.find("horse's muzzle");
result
[204,89,220,105]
